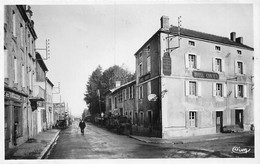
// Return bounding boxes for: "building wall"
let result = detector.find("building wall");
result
[159,32,254,138]
[4,5,35,150]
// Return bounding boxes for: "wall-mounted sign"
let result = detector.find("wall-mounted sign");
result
[139,73,151,83]
[192,71,219,79]
[4,91,22,101]
[163,52,171,76]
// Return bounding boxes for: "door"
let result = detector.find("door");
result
[216,111,223,133]
[235,110,243,128]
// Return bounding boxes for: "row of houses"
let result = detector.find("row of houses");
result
[105,16,254,138]
[4,5,64,151]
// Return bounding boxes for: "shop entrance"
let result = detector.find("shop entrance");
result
[216,111,223,133]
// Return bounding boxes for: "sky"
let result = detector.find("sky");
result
[25,2,255,117]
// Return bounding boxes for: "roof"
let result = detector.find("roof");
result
[134,25,253,56]
[166,26,254,51]
[105,80,136,95]
[46,77,54,87]
[36,52,48,72]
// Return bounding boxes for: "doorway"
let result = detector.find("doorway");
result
[216,111,223,133]
[235,110,243,128]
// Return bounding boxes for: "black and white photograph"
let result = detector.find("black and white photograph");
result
[1,0,259,163]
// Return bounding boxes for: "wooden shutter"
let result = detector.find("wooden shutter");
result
[197,82,202,97]
[244,85,247,98]
[212,57,215,71]
[222,58,225,73]
[243,62,246,74]
[197,55,201,69]
[234,84,238,98]
[185,53,189,68]
[234,60,238,74]
[185,81,189,96]
[185,111,189,128]
[212,82,216,97]
[223,83,227,97]
[212,111,216,127]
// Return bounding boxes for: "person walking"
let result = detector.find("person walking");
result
[79,119,86,134]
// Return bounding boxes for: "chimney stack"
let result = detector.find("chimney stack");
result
[116,81,121,87]
[160,16,169,30]
[236,37,243,44]
[26,5,33,20]
[230,32,236,41]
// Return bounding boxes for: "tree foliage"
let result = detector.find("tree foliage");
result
[84,64,135,115]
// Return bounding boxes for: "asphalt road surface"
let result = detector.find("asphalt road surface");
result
[45,121,231,159]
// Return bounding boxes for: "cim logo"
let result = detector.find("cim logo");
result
[232,146,251,154]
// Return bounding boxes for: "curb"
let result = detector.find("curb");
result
[38,130,60,159]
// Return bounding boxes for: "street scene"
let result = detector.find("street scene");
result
[46,121,254,159]
[3,2,258,162]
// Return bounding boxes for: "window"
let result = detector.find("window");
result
[213,83,226,97]
[189,54,196,69]
[215,58,222,72]
[216,83,223,97]
[12,11,16,36]
[22,64,25,87]
[189,81,196,96]
[119,91,123,103]
[139,51,142,62]
[189,111,197,127]
[215,46,221,51]
[125,112,128,117]
[147,82,151,96]
[147,56,151,72]
[29,70,32,90]
[238,85,243,97]
[4,49,8,78]
[14,56,18,83]
[185,81,201,97]
[146,45,150,52]
[139,63,143,76]
[114,96,117,108]
[235,84,247,98]
[124,89,127,100]
[237,50,242,55]
[188,40,195,46]
[129,86,134,99]
[20,23,24,47]
[237,62,243,74]
[139,85,143,99]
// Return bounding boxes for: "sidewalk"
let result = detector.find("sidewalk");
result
[5,129,60,159]
[129,131,254,145]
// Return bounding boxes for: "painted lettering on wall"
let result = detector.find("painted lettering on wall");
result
[192,71,219,79]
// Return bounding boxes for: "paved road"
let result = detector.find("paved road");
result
[46,121,227,159]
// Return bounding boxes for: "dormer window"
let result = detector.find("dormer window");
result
[188,40,195,46]
[215,46,221,51]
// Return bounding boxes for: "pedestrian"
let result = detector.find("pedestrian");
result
[79,119,86,134]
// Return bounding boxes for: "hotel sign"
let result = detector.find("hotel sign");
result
[192,71,219,79]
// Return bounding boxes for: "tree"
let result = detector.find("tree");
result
[84,64,135,115]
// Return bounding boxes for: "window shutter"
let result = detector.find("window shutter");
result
[212,111,216,127]
[234,84,238,98]
[234,60,238,74]
[4,50,8,78]
[197,55,201,69]
[197,111,202,127]
[222,58,225,73]
[243,62,246,74]
[185,81,189,96]
[185,53,189,68]
[212,82,216,97]
[197,82,202,96]
[223,83,227,97]
[185,111,189,128]
[244,85,247,98]
[212,57,215,72]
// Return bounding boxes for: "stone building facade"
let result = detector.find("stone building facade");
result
[134,16,254,138]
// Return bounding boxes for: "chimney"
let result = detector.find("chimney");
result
[116,81,121,87]
[236,37,243,44]
[26,5,33,20]
[160,16,169,30]
[230,32,236,41]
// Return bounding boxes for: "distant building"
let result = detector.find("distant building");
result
[46,77,54,129]
[133,16,254,138]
